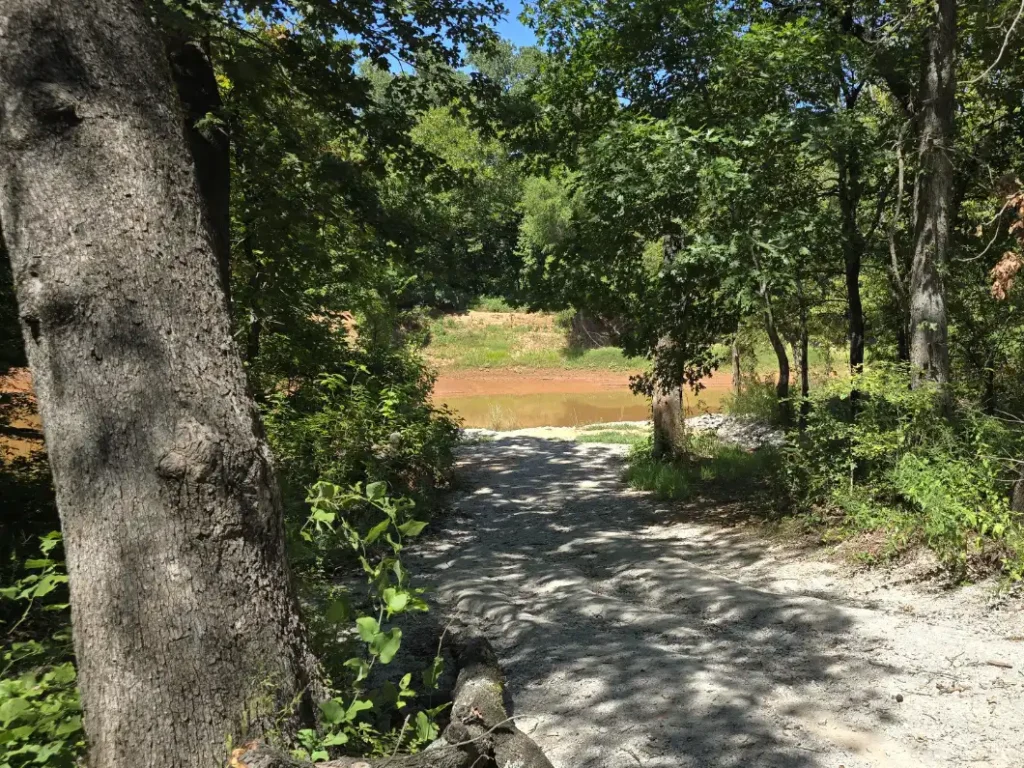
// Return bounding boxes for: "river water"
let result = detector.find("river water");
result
[433,370,730,430]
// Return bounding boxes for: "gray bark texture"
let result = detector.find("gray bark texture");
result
[233,628,555,768]
[909,0,955,387]
[0,2,322,766]
[652,233,685,460]
[838,150,866,375]
[731,336,742,394]
[763,305,789,402]
[652,350,685,461]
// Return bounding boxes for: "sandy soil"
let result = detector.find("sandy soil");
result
[410,434,1024,768]
[1,367,43,457]
[444,310,559,329]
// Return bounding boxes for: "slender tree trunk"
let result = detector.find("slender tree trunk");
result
[909,0,955,388]
[731,335,742,394]
[764,310,791,426]
[983,361,996,415]
[838,151,866,375]
[0,4,321,768]
[762,291,790,397]
[797,289,810,431]
[651,349,685,460]
[652,233,685,460]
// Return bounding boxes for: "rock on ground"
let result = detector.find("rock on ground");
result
[408,435,1024,768]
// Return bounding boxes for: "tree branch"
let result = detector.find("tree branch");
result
[967,0,1024,85]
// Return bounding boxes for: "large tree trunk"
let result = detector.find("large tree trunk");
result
[0,4,321,767]
[909,0,956,387]
[838,150,866,375]
[652,234,685,460]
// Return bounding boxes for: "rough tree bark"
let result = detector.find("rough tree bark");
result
[909,0,956,388]
[0,3,321,767]
[165,33,232,306]
[838,149,866,376]
[761,287,790,402]
[796,282,810,431]
[731,334,742,395]
[652,233,685,460]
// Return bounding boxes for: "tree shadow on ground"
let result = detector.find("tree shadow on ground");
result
[409,436,901,768]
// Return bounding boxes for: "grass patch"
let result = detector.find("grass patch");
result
[426,313,646,372]
[576,429,649,445]
[625,432,783,502]
[578,422,648,432]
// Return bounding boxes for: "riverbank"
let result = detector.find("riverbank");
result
[426,311,645,372]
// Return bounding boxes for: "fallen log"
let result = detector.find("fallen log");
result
[230,626,553,768]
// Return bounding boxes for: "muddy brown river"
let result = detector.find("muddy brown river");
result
[433,369,730,429]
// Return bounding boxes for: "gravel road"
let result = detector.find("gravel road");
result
[410,434,1024,768]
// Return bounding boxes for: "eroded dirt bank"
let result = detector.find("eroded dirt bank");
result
[410,435,1024,768]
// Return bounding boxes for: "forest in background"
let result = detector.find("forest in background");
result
[2,0,1024,766]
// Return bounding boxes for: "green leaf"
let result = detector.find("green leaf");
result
[0,697,31,725]
[343,657,370,683]
[344,699,374,722]
[321,732,349,747]
[397,519,427,537]
[364,519,390,545]
[318,699,345,725]
[312,509,335,526]
[373,628,402,664]
[366,481,387,501]
[48,664,76,685]
[355,616,379,643]
[325,596,351,625]
[415,710,438,742]
[382,588,409,616]
[422,655,444,689]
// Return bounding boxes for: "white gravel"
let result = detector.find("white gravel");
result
[463,413,784,450]
[410,434,1024,768]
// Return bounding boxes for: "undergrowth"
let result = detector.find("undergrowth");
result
[625,431,782,502]
[629,363,1024,582]
[782,364,1024,581]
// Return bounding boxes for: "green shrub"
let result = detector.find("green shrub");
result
[722,377,784,425]
[263,346,460,520]
[781,363,1024,577]
[294,481,447,761]
[0,533,83,768]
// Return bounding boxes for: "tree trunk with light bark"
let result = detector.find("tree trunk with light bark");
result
[652,233,685,460]
[909,0,955,388]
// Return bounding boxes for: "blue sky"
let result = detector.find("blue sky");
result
[494,0,538,47]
